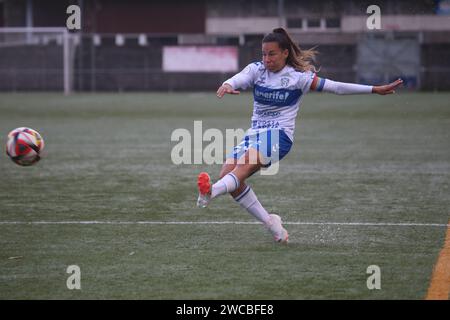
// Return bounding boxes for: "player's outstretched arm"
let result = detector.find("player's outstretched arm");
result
[372,78,403,95]
[311,75,404,95]
[216,83,240,98]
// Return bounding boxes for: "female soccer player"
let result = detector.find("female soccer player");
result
[197,27,403,243]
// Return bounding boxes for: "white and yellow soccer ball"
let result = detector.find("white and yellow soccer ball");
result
[5,127,45,166]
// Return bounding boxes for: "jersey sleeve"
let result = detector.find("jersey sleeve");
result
[296,70,316,94]
[223,62,260,90]
[310,74,373,94]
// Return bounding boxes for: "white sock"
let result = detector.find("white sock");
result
[211,173,239,199]
[234,186,271,225]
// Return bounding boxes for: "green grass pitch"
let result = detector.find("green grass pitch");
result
[0,92,449,299]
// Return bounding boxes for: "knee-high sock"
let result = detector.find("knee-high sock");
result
[211,173,239,199]
[234,186,271,225]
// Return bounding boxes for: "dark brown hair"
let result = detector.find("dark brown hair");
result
[262,27,319,72]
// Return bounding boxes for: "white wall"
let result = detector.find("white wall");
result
[206,15,450,35]
[206,17,279,35]
[342,15,450,32]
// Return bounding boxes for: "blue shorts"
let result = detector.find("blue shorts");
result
[226,129,293,167]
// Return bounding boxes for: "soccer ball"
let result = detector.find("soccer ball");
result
[5,127,45,166]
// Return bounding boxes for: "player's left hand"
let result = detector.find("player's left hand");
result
[372,78,403,95]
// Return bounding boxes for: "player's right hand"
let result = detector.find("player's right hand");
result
[216,83,240,98]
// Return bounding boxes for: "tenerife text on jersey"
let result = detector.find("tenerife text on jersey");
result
[253,85,303,107]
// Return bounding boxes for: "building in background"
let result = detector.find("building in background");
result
[0,0,449,92]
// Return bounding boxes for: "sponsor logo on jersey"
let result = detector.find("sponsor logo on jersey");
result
[255,110,281,117]
[251,120,280,129]
[253,85,302,107]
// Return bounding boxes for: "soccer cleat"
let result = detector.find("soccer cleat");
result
[267,213,289,243]
[197,172,212,208]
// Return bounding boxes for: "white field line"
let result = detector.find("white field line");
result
[0,221,448,227]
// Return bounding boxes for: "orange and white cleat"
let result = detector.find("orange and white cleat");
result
[267,213,289,243]
[197,172,212,208]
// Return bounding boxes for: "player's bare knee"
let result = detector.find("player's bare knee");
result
[219,163,236,179]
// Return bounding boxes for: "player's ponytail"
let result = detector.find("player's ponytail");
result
[263,27,319,73]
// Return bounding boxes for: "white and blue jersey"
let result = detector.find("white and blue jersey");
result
[224,62,315,164]
[224,61,315,142]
